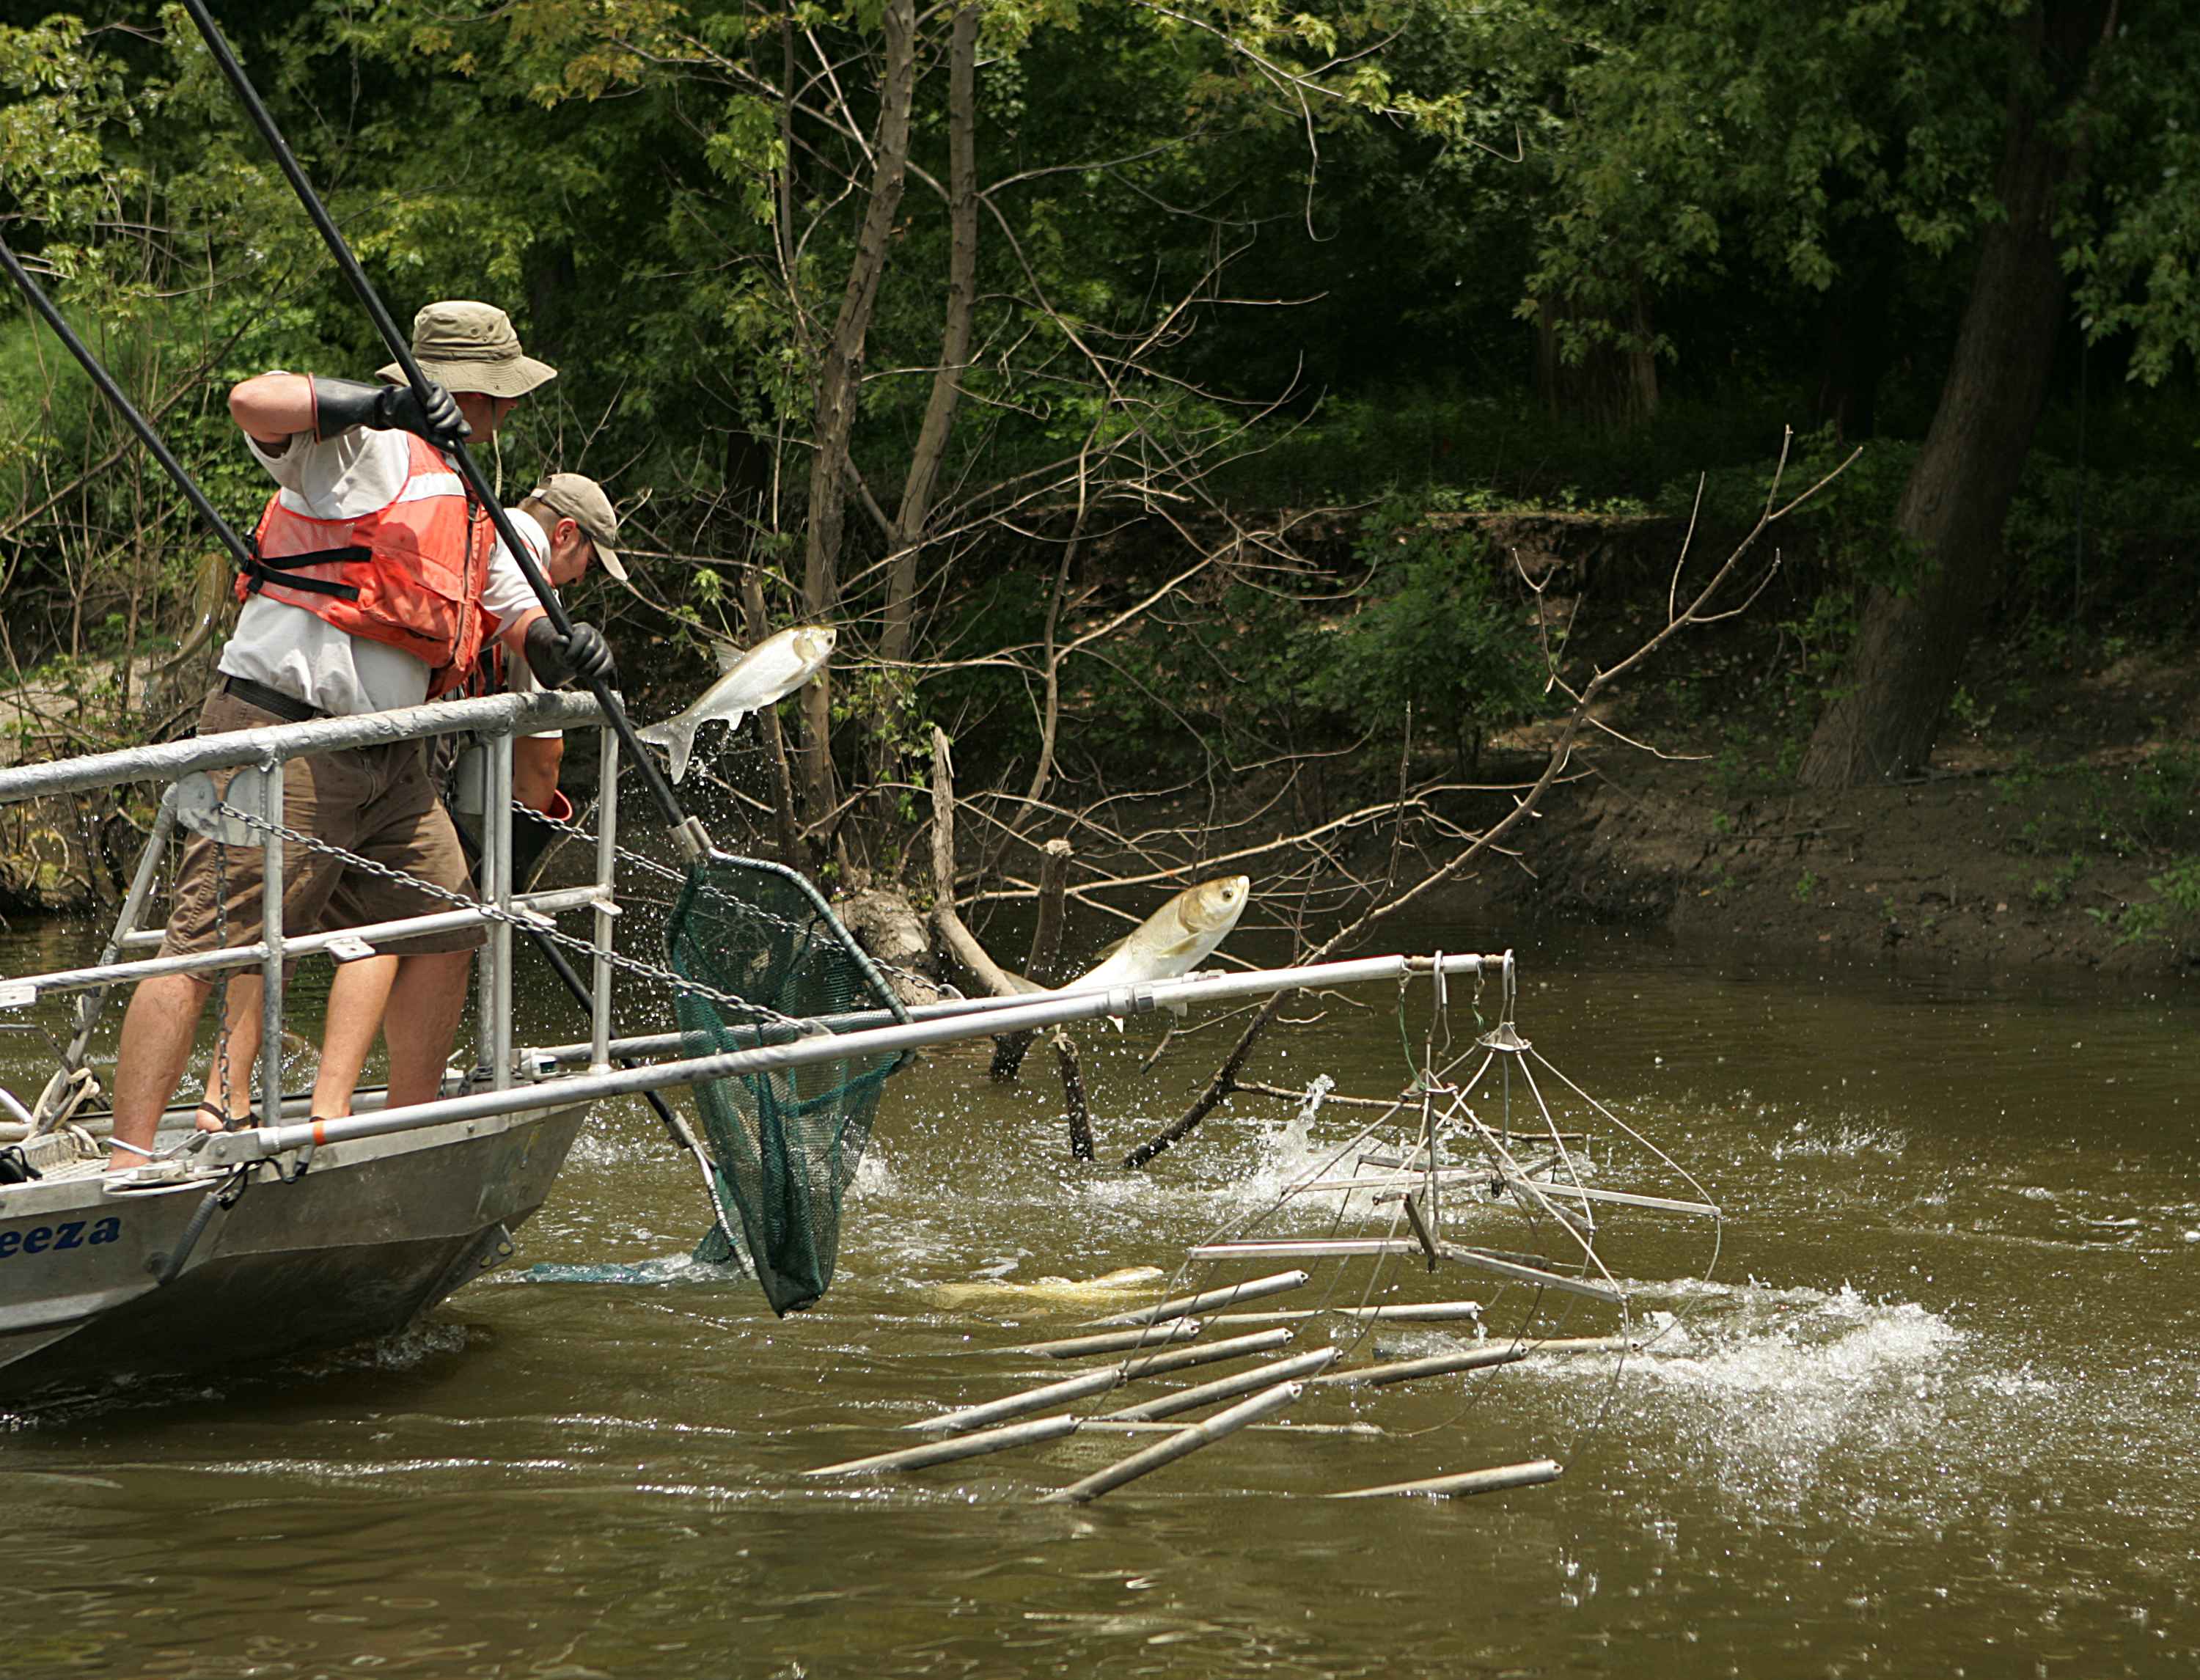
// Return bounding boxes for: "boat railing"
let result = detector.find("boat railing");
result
[0,689,615,1140]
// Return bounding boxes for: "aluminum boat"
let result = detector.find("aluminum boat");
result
[0,689,617,1405]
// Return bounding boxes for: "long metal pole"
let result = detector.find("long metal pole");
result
[40,788,179,1127]
[1329,1460,1563,1501]
[1041,1380,1304,1505]
[1085,1270,1309,1329]
[483,730,515,1090]
[591,725,619,1071]
[177,0,708,859]
[0,690,599,804]
[806,1413,1080,1481]
[256,761,286,1124]
[520,953,1509,1065]
[5,886,604,1000]
[197,953,1514,1164]
[1101,1347,1340,1423]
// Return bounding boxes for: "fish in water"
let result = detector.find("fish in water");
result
[1063,873,1250,1026]
[927,1266,1166,1311]
[638,625,835,782]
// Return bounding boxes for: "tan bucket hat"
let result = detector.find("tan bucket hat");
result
[378,300,557,400]
[529,472,626,582]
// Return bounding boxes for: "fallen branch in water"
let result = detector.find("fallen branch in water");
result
[929,726,1092,1158]
[1123,430,1853,1170]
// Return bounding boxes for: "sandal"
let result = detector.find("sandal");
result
[194,1100,255,1133]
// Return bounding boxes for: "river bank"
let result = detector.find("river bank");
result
[1495,636,2200,977]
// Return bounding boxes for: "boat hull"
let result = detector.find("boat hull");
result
[0,1101,588,1406]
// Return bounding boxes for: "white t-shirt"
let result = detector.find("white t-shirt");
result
[219,426,542,715]
[497,507,562,738]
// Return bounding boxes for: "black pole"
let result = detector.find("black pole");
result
[177,0,709,860]
[521,920,735,1247]
[527,925,682,1141]
[0,238,258,576]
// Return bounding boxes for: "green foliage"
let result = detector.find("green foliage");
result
[2091,856,2200,955]
[1525,0,2020,359]
[1995,747,2200,862]
[1305,499,1547,769]
[2028,854,2087,910]
[8,0,2200,861]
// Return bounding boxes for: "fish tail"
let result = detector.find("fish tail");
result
[661,721,698,783]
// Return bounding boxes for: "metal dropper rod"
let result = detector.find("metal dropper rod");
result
[0,238,258,576]
[177,0,710,859]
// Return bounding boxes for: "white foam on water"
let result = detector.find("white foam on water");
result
[1771,1116,1910,1159]
[566,1126,665,1167]
[1619,1285,1959,1395]
[500,1253,736,1287]
[1539,1280,2024,1517]
[851,1144,897,1197]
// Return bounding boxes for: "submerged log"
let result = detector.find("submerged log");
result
[1041,1379,1305,1504]
[1329,1459,1563,1500]
[807,1412,1081,1478]
[1103,1346,1339,1421]
[907,1366,1125,1433]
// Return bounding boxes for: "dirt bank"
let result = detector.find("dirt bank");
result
[1501,642,2200,977]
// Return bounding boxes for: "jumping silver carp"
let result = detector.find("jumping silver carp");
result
[638,625,835,783]
[1066,874,1250,1021]
[925,1266,1166,1311]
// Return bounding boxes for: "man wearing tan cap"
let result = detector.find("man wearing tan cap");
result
[106,301,618,1172]
[459,472,625,881]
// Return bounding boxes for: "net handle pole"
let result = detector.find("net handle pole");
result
[177,0,708,859]
[203,951,1514,1165]
[0,237,257,576]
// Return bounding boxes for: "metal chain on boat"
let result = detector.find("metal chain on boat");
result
[513,794,955,1001]
[210,799,821,1034]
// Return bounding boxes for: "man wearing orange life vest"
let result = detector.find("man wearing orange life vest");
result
[104,301,614,1173]
[183,472,624,1136]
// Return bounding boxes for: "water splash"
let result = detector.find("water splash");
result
[1772,1117,1910,1159]
[503,1255,741,1287]
[1543,1280,1985,1514]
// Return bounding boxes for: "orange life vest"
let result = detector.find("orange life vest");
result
[240,433,494,696]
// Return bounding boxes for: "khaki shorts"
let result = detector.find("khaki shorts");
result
[159,686,485,961]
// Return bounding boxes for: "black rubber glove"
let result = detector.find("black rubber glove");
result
[313,375,469,451]
[524,615,615,689]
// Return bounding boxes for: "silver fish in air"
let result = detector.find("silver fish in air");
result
[637,625,835,783]
[1066,874,1250,1024]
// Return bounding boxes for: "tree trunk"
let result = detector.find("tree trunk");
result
[742,571,806,868]
[881,1,978,670]
[799,0,918,825]
[1533,273,1657,430]
[1797,1,2108,788]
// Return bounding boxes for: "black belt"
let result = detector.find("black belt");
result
[222,675,324,725]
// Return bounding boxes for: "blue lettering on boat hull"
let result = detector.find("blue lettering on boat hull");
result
[0,1217,120,1259]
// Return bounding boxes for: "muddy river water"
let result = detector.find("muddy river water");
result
[1,919,2195,1678]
